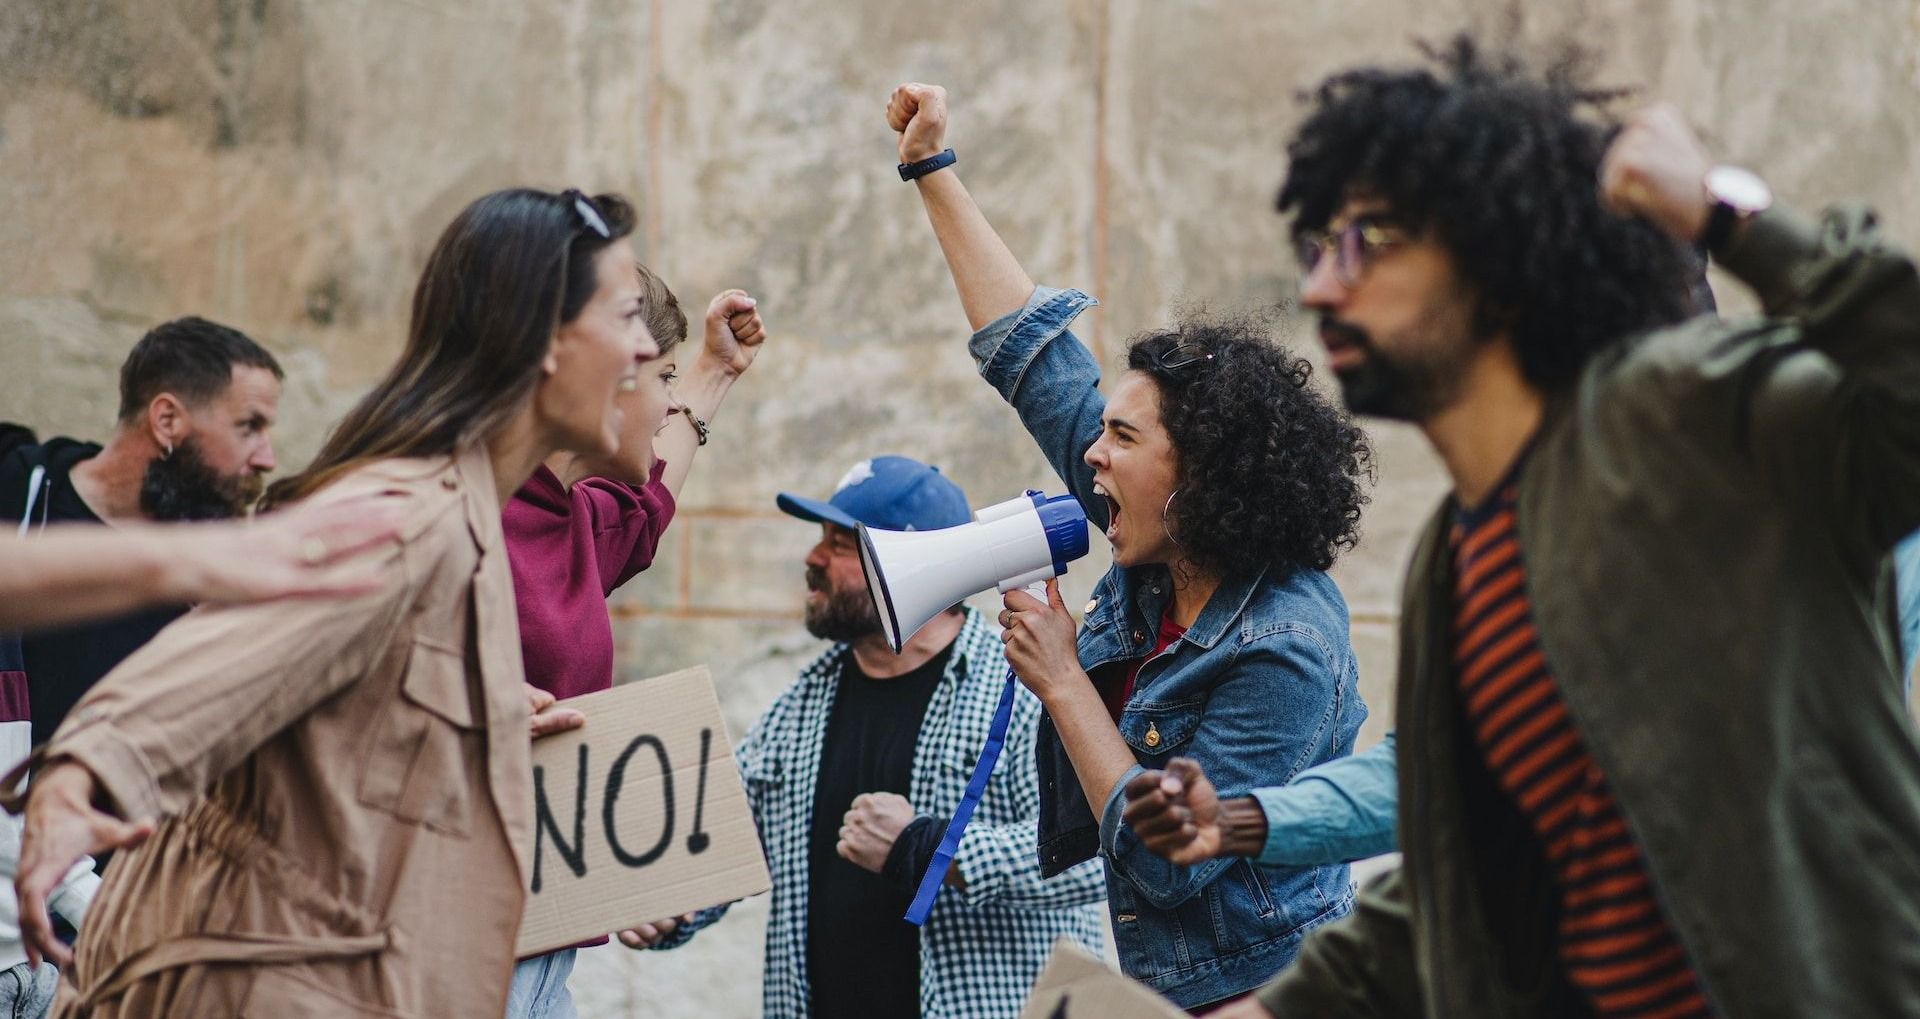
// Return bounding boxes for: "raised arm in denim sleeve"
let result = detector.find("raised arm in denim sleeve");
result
[1097,632,1347,909]
[1720,204,1920,549]
[968,287,1110,531]
[950,686,1107,909]
[1253,734,1399,868]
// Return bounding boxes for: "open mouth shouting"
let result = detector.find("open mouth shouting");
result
[1093,480,1122,546]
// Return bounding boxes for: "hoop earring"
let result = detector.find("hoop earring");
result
[1161,489,1184,550]
[161,440,173,460]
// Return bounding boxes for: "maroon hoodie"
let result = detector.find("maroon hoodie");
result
[502,461,675,701]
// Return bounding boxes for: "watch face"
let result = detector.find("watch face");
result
[1706,165,1773,213]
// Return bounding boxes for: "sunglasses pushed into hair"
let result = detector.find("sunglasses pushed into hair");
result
[1296,214,1411,289]
[562,188,612,239]
[1152,342,1215,373]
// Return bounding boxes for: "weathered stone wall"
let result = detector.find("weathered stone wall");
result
[4,1,1916,1015]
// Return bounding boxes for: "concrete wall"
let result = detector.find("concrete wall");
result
[3,1,1916,1015]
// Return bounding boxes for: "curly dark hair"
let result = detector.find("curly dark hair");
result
[1276,35,1700,389]
[1127,317,1373,579]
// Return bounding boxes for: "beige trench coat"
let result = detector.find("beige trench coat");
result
[8,448,533,1018]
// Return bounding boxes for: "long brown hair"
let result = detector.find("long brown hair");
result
[265,188,636,507]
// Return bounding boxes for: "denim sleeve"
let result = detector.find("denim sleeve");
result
[1897,531,1920,684]
[1252,734,1398,867]
[967,286,1109,531]
[1097,631,1347,910]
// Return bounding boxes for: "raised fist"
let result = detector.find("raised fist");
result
[1122,757,1224,866]
[1599,103,1716,242]
[703,289,765,376]
[886,82,948,164]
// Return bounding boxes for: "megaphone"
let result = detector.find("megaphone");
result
[858,491,1090,653]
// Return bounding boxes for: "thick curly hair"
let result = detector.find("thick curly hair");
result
[1127,317,1372,579]
[1277,35,1700,389]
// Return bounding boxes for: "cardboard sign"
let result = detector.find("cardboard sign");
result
[515,666,770,956]
[1018,939,1190,1019]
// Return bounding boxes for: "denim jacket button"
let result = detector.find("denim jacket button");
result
[1132,629,1144,644]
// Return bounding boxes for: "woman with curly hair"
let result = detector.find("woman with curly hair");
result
[888,83,1374,1013]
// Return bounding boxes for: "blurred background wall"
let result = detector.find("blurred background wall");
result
[4,1,1917,1014]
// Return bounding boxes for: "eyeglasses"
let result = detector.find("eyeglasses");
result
[1153,342,1214,373]
[1296,216,1409,289]
[562,188,611,239]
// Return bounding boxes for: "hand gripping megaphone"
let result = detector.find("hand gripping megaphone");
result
[856,490,1091,653]
[856,491,1091,925]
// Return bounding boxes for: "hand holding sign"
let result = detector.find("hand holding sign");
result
[527,683,586,739]
[616,913,696,949]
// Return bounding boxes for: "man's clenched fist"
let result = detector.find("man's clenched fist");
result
[886,82,948,164]
[1598,103,1716,243]
[836,791,915,873]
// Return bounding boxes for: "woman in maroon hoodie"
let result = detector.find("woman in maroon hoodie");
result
[502,263,767,1019]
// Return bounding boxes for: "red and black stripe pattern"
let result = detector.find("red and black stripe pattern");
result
[1451,483,1711,1018]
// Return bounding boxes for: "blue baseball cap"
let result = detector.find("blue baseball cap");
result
[777,456,971,532]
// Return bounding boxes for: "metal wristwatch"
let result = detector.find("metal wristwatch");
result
[1700,165,1772,255]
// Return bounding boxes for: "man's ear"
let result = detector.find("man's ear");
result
[146,393,191,453]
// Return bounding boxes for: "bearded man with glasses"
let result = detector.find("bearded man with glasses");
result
[1136,36,1920,1019]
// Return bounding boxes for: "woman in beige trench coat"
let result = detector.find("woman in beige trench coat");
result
[4,187,659,1019]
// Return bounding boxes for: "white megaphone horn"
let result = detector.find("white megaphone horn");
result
[858,491,1090,653]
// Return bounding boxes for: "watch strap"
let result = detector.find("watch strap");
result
[1701,199,1740,256]
[898,148,957,182]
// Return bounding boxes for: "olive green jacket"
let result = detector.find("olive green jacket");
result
[1258,203,1920,1018]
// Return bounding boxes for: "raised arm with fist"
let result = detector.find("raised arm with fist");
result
[1598,103,1718,243]
[886,82,949,164]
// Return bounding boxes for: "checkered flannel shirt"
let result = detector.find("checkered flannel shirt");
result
[660,609,1107,1018]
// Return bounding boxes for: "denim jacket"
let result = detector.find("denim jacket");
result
[969,286,1367,1008]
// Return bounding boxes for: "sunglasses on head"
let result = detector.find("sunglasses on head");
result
[562,188,611,239]
[1152,342,1214,373]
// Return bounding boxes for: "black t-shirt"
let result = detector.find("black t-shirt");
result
[1,439,188,745]
[805,643,951,1019]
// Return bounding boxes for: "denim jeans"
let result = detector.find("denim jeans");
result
[505,949,577,1019]
[0,962,58,1019]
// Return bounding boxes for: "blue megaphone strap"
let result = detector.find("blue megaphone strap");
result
[903,667,1019,925]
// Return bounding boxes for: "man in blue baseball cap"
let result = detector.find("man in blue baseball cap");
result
[648,456,1105,1019]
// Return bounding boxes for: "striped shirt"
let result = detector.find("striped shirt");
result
[1451,480,1712,1018]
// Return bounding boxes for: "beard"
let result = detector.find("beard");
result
[802,565,882,643]
[139,436,263,521]
[1321,304,1478,423]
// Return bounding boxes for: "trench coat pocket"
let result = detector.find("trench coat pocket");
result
[357,638,483,836]
[242,963,414,1018]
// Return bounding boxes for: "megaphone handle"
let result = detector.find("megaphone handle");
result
[903,667,1020,925]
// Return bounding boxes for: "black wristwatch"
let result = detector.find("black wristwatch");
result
[898,148,957,182]
[1700,165,1772,256]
